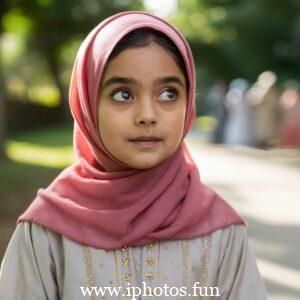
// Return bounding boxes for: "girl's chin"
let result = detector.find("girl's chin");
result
[125,157,163,170]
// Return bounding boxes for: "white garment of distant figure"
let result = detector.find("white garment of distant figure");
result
[246,71,281,148]
[223,78,253,146]
[207,79,228,144]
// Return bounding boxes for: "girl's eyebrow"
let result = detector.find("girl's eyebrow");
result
[102,76,185,89]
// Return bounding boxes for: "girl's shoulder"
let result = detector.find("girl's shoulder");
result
[188,223,248,249]
[185,222,253,258]
[210,223,249,248]
[8,220,64,269]
[0,221,61,299]
[13,220,62,249]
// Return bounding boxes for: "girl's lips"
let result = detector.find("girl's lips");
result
[129,140,162,148]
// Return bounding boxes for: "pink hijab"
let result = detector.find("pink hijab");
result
[17,11,246,250]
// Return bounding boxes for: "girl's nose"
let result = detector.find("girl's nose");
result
[134,98,158,126]
[138,118,157,126]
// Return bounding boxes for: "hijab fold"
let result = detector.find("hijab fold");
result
[18,11,245,250]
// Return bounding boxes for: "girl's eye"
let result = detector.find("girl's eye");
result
[111,89,132,102]
[158,88,179,101]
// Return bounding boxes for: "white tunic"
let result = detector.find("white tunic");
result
[0,221,267,299]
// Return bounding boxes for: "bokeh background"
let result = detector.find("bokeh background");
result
[0,0,299,299]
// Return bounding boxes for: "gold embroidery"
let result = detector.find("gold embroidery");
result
[122,257,130,265]
[82,245,96,300]
[121,244,134,300]
[124,273,132,281]
[145,271,154,280]
[147,243,155,250]
[146,256,155,265]
[122,245,128,251]
[182,239,189,295]
[201,234,212,287]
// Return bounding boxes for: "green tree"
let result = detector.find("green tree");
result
[0,0,12,160]
[171,0,300,84]
[14,0,144,121]
[0,0,144,160]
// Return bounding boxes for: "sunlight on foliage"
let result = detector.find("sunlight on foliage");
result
[168,0,233,43]
[2,9,32,34]
[5,140,75,169]
[28,85,60,107]
[169,3,218,43]
[0,33,26,66]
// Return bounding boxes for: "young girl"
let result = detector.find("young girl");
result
[0,11,267,299]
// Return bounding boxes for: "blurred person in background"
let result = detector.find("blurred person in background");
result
[207,79,228,144]
[247,71,281,148]
[279,81,300,148]
[223,78,253,146]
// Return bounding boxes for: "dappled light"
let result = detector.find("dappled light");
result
[5,140,74,168]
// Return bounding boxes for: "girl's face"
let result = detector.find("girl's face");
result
[98,42,187,169]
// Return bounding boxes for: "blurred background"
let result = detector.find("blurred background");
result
[0,0,299,299]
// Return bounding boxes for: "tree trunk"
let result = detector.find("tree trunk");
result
[0,77,7,160]
[46,52,73,124]
[0,9,8,160]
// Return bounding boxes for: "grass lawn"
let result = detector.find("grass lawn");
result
[0,124,74,260]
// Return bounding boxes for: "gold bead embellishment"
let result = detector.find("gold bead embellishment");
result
[147,243,154,249]
[122,245,128,251]
[123,273,132,281]
[120,244,133,287]
[145,272,154,280]
[122,257,130,265]
[82,245,96,300]
[146,256,155,265]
